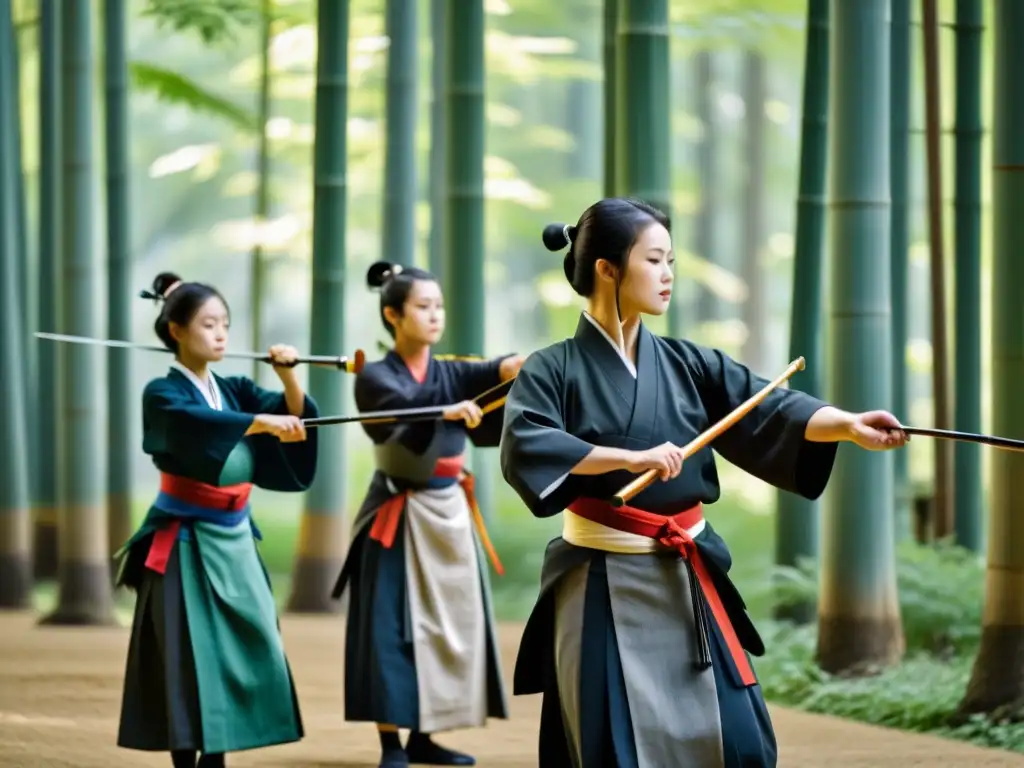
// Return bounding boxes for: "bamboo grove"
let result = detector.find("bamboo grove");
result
[0,0,1021,721]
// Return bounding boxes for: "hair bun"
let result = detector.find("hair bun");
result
[542,223,575,252]
[367,261,404,289]
[153,272,182,296]
[140,272,183,302]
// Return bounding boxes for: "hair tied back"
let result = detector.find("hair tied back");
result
[542,222,575,252]
[366,260,407,290]
[138,288,164,304]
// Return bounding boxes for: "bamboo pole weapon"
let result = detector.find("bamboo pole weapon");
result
[610,357,1024,508]
[610,357,807,507]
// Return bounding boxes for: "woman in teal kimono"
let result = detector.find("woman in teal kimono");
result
[115,272,319,768]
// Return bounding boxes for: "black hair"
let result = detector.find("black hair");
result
[139,271,229,353]
[366,261,438,338]
[542,197,671,298]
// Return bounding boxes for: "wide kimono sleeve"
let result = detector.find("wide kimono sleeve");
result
[499,348,595,518]
[686,342,838,500]
[224,375,320,493]
[141,378,257,486]
[439,356,510,449]
[354,365,441,455]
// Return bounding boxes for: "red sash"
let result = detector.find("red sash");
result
[144,473,253,575]
[368,455,505,576]
[567,496,756,686]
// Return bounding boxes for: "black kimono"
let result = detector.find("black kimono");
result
[499,313,838,768]
[332,350,510,733]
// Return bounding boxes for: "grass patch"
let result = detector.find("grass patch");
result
[759,541,1024,754]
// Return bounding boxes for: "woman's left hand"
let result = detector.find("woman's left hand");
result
[849,410,910,451]
[499,354,527,381]
[268,344,300,373]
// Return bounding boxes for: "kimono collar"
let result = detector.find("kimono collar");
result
[386,348,431,384]
[171,361,223,411]
[579,311,639,379]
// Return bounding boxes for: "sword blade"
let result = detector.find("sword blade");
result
[34,332,168,353]
[34,332,364,373]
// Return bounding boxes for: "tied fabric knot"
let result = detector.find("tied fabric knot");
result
[567,497,758,686]
[656,518,696,557]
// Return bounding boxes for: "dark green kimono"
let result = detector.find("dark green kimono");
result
[116,367,319,755]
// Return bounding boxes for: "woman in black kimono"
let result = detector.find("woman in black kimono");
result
[498,198,909,768]
[333,262,524,768]
[115,272,319,768]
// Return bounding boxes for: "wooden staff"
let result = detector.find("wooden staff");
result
[34,332,366,373]
[898,426,1024,453]
[304,375,514,428]
[610,356,807,507]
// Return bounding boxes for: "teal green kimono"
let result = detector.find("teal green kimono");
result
[116,367,319,755]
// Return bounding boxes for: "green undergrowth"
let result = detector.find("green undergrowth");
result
[759,541,1024,753]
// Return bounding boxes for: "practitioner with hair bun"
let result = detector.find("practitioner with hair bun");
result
[334,261,523,768]
[115,272,320,768]
[499,197,909,767]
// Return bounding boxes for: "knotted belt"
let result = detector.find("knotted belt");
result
[144,473,253,574]
[368,455,505,576]
[567,496,756,686]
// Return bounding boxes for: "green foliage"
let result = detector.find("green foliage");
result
[141,0,260,44]
[130,62,258,131]
[759,541,1024,752]
[773,539,984,656]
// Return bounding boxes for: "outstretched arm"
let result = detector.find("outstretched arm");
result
[688,344,908,500]
[806,406,908,449]
[688,345,839,500]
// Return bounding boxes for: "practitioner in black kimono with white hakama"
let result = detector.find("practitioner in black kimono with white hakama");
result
[333,262,524,768]
[498,199,909,768]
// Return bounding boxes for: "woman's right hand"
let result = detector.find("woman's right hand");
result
[443,400,484,429]
[628,442,686,481]
[250,413,307,442]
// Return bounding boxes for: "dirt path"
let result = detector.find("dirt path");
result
[1,612,1022,767]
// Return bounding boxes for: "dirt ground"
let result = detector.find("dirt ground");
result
[1,613,1023,767]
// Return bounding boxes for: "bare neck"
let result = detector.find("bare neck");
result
[175,354,209,381]
[392,336,430,365]
[586,297,641,362]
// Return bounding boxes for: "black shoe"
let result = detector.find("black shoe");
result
[379,746,410,767]
[404,734,475,766]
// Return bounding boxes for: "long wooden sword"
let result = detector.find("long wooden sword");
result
[34,332,366,373]
[611,357,807,507]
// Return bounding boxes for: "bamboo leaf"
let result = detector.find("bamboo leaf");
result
[130,61,258,132]
[140,0,260,44]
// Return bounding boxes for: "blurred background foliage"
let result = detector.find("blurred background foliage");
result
[11,0,983,609]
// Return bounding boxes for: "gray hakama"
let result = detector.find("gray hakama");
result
[333,437,508,732]
[499,313,839,768]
